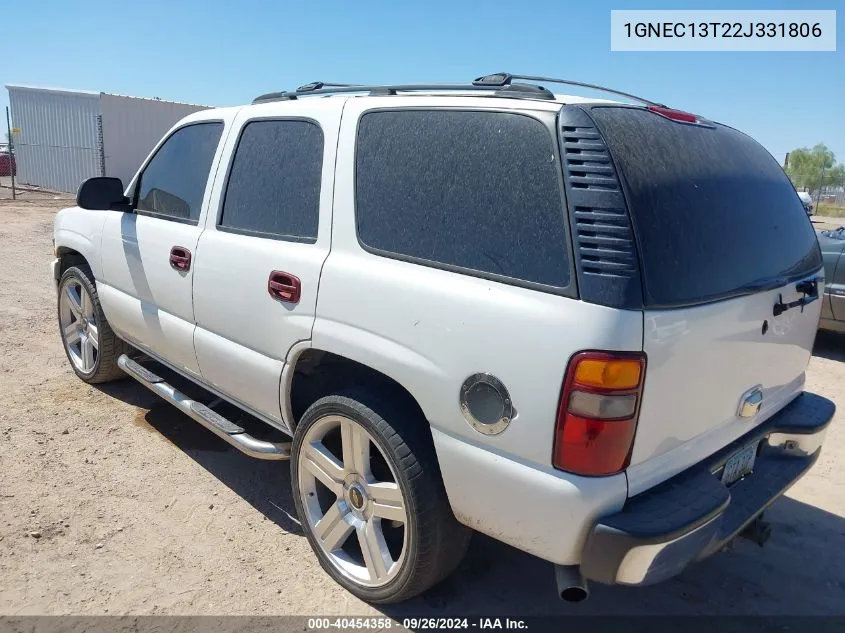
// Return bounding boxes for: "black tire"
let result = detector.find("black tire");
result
[291,388,471,603]
[57,264,127,384]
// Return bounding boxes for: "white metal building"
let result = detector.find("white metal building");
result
[6,85,209,193]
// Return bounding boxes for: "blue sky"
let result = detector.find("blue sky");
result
[3,0,843,161]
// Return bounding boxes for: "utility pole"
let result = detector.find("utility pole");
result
[5,106,15,200]
[815,165,826,211]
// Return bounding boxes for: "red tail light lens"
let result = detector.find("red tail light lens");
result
[647,105,698,123]
[553,351,646,476]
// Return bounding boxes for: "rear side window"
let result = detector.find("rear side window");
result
[136,122,223,223]
[590,107,822,307]
[355,110,570,289]
[220,119,323,242]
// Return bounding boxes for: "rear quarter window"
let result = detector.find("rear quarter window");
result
[355,109,572,290]
[590,106,822,307]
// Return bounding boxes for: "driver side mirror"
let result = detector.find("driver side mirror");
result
[76,177,132,211]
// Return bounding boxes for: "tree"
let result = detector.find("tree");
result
[785,143,845,193]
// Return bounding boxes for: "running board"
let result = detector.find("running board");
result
[117,354,290,460]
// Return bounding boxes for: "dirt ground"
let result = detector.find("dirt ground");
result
[1,196,844,621]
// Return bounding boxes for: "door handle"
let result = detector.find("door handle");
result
[170,246,192,271]
[268,271,301,304]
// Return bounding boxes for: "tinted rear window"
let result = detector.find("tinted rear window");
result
[220,119,323,242]
[356,110,571,289]
[590,107,822,307]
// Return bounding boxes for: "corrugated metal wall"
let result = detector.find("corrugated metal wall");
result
[7,86,211,194]
[8,86,102,193]
[100,94,208,188]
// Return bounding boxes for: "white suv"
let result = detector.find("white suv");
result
[52,73,834,604]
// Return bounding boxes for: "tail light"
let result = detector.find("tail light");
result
[553,351,646,476]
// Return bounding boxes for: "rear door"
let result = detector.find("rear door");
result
[191,101,340,427]
[586,106,824,495]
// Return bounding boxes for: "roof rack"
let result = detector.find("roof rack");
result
[252,81,554,104]
[252,72,661,106]
[295,81,359,92]
[472,73,664,107]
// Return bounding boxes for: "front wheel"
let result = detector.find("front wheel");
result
[291,390,470,603]
[58,265,127,383]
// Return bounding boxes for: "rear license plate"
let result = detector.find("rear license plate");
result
[721,442,759,485]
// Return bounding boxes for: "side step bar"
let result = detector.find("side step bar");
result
[118,354,290,461]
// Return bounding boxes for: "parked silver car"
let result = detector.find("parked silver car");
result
[819,227,845,332]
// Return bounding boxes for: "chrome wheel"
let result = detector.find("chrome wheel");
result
[297,415,408,588]
[59,278,98,374]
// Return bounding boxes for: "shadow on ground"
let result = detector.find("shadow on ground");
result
[95,367,845,619]
[94,369,301,536]
[813,329,845,362]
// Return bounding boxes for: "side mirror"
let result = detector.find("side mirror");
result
[76,177,131,211]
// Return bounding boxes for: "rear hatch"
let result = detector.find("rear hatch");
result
[588,106,824,495]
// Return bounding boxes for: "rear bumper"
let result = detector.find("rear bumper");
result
[580,392,834,586]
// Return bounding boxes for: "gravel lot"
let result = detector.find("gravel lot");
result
[1,198,844,622]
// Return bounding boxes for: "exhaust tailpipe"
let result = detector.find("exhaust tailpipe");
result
[554,565,589,602]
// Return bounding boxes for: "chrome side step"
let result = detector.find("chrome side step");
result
[118,354,290,460]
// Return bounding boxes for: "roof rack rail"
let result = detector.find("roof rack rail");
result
[252,80,555,104]
[472,73,664,107]
[251,73,660,106]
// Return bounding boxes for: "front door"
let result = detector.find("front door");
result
[191,101,340,426]
[98,121,226,377]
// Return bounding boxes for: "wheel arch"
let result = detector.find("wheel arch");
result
[53,207,107,280]
[56,246,93,279]
[286,346,431,438]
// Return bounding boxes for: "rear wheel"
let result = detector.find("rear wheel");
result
[291,389,470,603]
[58,265,126,383]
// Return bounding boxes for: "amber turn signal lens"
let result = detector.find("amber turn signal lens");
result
[573,358,642,390]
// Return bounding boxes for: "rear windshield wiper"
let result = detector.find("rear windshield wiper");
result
[773,277,821,317]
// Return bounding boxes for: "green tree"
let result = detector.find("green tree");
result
[785,143,845,193]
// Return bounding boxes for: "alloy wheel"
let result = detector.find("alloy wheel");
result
[59,278,99,373]
[297,415,408,587]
